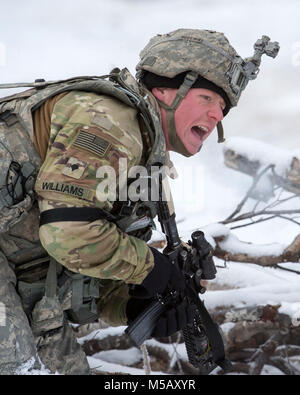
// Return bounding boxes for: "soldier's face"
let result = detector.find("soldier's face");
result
[153,87,225,155]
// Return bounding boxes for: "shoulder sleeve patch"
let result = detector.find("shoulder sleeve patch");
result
[61,156,87,179]
[73,129,111,158]
[92,114,114,131]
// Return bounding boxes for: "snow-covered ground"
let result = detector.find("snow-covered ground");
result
[1,0,299,375]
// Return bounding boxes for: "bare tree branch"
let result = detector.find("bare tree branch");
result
[222,209,300,225]
[224,148,300,195]
[249,334,279,375]
[223,164,274,223]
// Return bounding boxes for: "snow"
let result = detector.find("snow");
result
[202,259,300,310]
[224,137,298,176]
[279,301,300,326]
[1,0,299,376]
[200,222,287,256]
[87,355,149,375]
[260,365,286,375]
[217,233,286,258]
[77,326,127,343]
[14,357,55,376]
[92,348,142,366]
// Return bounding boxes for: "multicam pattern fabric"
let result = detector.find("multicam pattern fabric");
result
[0,69,166,373]
[35,90,155,324]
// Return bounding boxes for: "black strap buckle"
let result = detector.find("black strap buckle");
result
[0,111,18,127]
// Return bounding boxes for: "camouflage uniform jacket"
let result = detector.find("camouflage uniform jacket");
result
[34,76,165,326]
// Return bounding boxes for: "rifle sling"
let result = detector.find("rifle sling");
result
[39,207,118,226]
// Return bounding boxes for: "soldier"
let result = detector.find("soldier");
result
[0,29,279,374]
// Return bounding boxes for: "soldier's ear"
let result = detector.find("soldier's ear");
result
[152,87,176,105]
[152,87,166,100]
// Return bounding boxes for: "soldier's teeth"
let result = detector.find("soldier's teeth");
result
[199,126,209,132]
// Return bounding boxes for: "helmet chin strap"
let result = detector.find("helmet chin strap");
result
[157,71,198,157]
[156,71,225,157]
[217,121,225,143]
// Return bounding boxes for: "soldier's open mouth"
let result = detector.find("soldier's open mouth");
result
[191,126,208,140]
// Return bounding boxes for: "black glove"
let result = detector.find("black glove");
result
[126,296,196,338]
[129,247,185,299]
[152,297,196,338]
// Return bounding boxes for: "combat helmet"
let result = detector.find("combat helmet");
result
[136,29,279,157]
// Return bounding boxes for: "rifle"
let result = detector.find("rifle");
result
[125,172,232,374]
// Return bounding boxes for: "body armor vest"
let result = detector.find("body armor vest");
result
[0,69,168,325]
[0,68,167,235]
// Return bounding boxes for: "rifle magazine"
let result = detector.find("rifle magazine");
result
[125,299,166,347]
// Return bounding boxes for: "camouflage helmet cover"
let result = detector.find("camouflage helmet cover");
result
[136,28,280,108]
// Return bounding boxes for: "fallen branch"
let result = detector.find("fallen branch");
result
[270,356,299,375]
[76,302,300,375]
[213,231,300,266]
[211,304,294,328]
[224,148,300,195]
[140,344,151,375]
[149,231,300,268]
[248,334,279,375]
[81,333,133,355]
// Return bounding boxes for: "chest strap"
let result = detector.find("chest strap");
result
[39,207,117,227]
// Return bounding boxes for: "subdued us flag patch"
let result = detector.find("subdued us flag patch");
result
[73,129,111,157]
